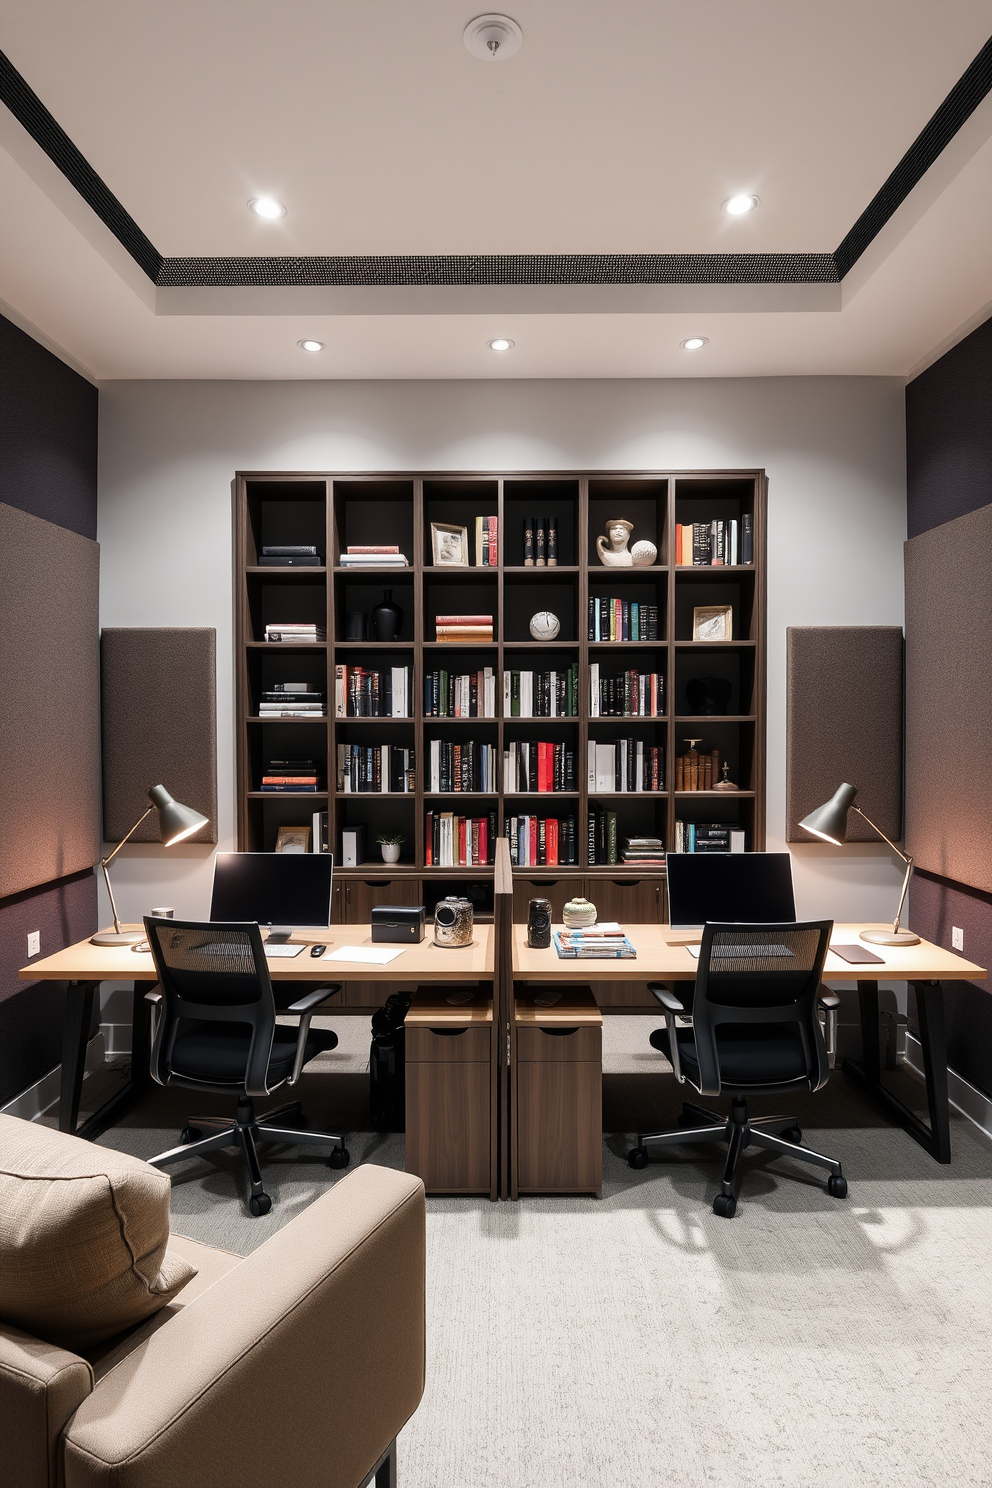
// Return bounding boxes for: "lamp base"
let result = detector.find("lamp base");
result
[90,930,144,946]
[860,928,921,947]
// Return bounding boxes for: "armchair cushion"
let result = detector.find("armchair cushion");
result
[0,1114,196,1351]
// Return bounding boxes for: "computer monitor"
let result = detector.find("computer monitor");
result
[209,852,333,942]
[666,852,796,929]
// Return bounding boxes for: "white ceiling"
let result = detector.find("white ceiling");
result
[1,0,991,380]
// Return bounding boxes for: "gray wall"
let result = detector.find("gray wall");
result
[97,376,908,930]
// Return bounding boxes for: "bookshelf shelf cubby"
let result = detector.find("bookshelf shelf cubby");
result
[235,470,766,873]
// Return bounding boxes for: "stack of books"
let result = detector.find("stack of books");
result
[675,822,746,853]
[621,835,666,865]
[554,924,636,959]
[435,614,494,643]
[423,666,497,717]
[334,664,412,717]
[588,740,664,793]
[523,516,559,566]
[588,664,664,717]
[474,517,498,566]
[258,682,326,718]
[425,810,497,866]
[588,804,618,864]
[338,546,410,567]
[674,517,752,566]
[503,665,578,718]
[427,739,497,792]
[506,814,577,866]
[260,759,323,793]
[675,747,722,791]
[503,741,576,793]
[588,598,660,642]
[337,744,415,793]
[258,544,322,567]
[264,622,326,643]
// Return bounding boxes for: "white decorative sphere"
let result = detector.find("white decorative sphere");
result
[529,610,560,640]
[631,539,658,566]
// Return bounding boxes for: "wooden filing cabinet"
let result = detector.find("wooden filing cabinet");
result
[514,988,603,1196]
[585,879,665,1009]
[404,990,495,1197]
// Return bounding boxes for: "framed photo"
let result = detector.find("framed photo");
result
[431,521,469,567]
[693,605,733,642]
[275,825,311,854]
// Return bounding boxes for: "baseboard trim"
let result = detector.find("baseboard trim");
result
[905,1032,992,1141]
[0,1033,106,1121]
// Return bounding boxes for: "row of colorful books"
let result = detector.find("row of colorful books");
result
[506,814,578,866]
[336,744,415,793]
[338,545,409,567]
[257,682,325,717]
[259,759,323,793]
[675,747,722,791]
[588,598,660,643]
[425,810,498,866]
[423,667,497,718]
[588,664,664,717]
[503,741,577,793]
[587,740,665,793]
[264,622,326,643]
[674,822,746,852]
[435,613,493,643]
[554,924,636,959]
[522,516,559,566]
[674,517,752,566]
[503,665,579,718]
[333,665,413,717]
[474,517,499,566]
[427,739,498,793]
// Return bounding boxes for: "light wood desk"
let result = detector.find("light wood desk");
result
[20,925,494,1141]
[512,923,987,1164]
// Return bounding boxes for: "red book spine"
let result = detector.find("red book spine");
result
[459,816,467,866]
[425,811,433,866]
[479,816,488,865]
[346,545,399,553]
[434,615,494,625]
[529,816,538,864]
[548,817,559,866]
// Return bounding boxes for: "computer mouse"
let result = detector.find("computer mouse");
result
[310,944,327,957]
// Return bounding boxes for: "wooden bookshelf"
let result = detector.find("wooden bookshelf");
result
[233,470,766,934]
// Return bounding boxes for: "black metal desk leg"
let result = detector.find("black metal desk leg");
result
[858,979,881,1081]
[913,980,951,1164]
[130,980,154,1095]
[59,981,96,1133]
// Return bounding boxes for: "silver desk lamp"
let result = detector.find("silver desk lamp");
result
[799,782,919,946]
[91,784,209,946]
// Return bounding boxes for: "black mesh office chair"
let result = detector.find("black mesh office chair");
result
[628,921,846,1218]
[143,918,349,1216]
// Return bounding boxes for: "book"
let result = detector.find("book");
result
[554,930,636,959]
[523,516,535,566]
[535,517,546,566]
[435,615,494,625]
[692,523,712,565]
[474,516,498,567]
[340,825,366,867]
[261,545,319,556]
[257,554,322,567]
[547,515,558,566]
[742,513,753,565]
[346,546,399,553]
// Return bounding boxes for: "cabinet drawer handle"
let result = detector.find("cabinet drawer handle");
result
[540,1026,579,1037]
[427,1027,468,1037]
[610,880,638,888]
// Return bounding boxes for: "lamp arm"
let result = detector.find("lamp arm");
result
[99,806,153,934]
[852,806,914,934]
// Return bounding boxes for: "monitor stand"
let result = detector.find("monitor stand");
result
[264,928,293,945]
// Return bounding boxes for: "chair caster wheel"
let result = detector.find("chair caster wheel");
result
[249,1193,272,1217]
[328,1147,350,1170]
[627,1147,648,1170]
[783,1127,803,1143]
[828,1174,848,1199]
[713,1193,737,1218]
[180,1126,202,1145]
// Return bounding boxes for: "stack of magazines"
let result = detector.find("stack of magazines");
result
[553,923,636,958]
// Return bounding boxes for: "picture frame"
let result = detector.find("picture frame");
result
[692,605,733,642]
[275,825,311,854]
[431,521,469,567]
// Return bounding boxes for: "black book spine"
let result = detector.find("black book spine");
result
[547,516,558,566]
[742,512,753,564]
[535,518,547,566]
[523,516,535,566]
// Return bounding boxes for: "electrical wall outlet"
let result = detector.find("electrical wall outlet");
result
[27,931,40,958]
[952,926,964,952]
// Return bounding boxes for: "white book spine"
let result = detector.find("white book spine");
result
[587,740,596,791]
[589,663,600,718]
[503,671,512,716]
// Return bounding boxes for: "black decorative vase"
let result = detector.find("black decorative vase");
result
[345,611,368,641]
[527,898,552,949]
[372,589,403,642]
[686,676,733,716]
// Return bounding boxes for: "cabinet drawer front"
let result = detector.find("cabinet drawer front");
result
[516,1061,602,1193]
[405,1062,491,1192]
[406,1025,491,1063]
[516,1025,602,1062]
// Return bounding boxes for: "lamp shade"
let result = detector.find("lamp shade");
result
[799,782,858,845]
[148,783,208,845]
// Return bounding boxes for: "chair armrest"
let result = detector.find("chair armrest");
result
[817,988,841,1070]
[648,983,686,1014]
[648,984,688,1084]
[286,984,341,1015]
[64,1166,426,1488]
[143,990,162,1005]
[817,991,841,1012]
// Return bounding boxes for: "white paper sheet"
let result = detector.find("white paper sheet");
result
[324,945,406,966]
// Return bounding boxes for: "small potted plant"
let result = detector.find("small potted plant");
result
[376,832,405,864]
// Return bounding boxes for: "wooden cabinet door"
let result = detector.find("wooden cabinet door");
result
[516,1060,602,1194]
[405,1061,492,1192]
[587,878,665,1008]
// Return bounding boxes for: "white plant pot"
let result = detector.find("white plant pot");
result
[380,843,401,863]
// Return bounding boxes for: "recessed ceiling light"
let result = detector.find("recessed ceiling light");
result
[722,193,759,216]
[248,196,287,219]
[464,14,523,61]
[681,337,708,351]
[298,339,325,352]
[488,337,514,352]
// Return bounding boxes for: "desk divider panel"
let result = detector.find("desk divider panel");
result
[494,837,514,1199]
[786,626,903,843]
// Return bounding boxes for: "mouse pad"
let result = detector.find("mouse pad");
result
[830,944,886,964]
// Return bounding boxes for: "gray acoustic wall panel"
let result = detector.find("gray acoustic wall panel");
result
[905,504,992,891]
[786,626,903,843]
[0,503,101,897]
[101,628,217,843]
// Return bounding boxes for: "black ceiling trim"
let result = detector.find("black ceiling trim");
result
[156,252,838,288]
[1,35,990,292]
[834,34,992,278]
[0,50,162,281]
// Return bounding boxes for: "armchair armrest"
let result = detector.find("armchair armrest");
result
[287,984,341,1015]
[648,983,688,1084]
[65,1166,426,1488]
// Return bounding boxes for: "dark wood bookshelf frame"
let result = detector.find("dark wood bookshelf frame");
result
[233,470,767,899]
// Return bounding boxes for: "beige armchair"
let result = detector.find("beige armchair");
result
[0,1163,425,1488]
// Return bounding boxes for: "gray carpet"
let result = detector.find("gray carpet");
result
[87,1017,992,1488]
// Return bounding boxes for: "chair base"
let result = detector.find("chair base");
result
[148,1096,349,1216]
[628,1096,847,1217]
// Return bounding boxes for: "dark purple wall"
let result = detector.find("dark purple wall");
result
[0,311,99,1104]
[906,311,992,1096]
